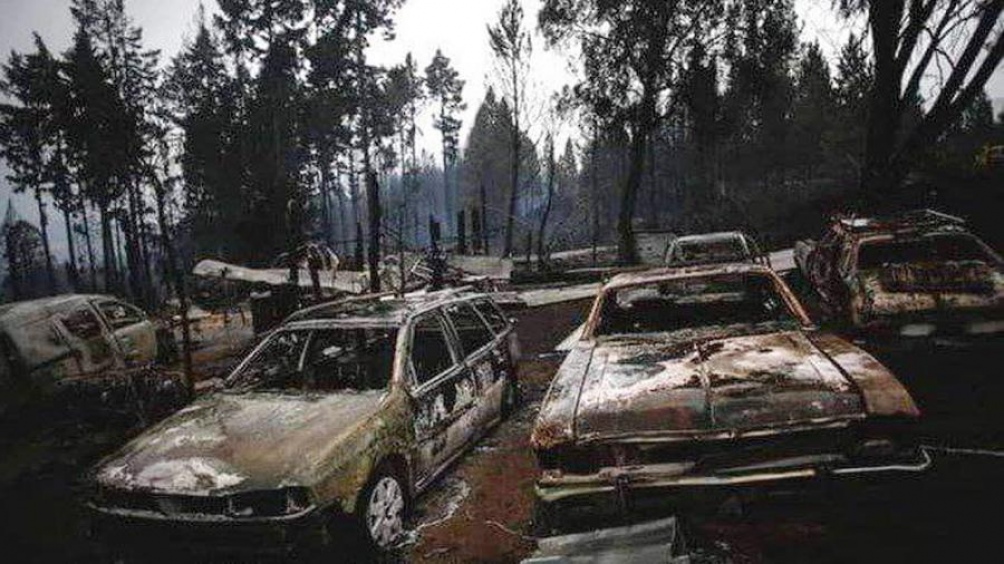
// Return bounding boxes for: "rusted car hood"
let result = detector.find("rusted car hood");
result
[860,262,1003,316]
[540,329,866,446]
[95,391,385,495]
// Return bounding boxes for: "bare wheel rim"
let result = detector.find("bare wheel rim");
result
[366,476,405,548]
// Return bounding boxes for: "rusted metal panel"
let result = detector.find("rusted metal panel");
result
[570,331,864,443]
[808,332,920,418]
[532,348,593,450]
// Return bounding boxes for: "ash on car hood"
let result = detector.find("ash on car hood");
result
[571,330,864,442]
[96,391,385,495]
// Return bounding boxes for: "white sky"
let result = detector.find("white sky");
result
[1,0,1002,257]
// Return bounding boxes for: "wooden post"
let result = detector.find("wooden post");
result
[429,215,444,290]
[471,206,482,254]
[354,222,364,271]
[457,210,467,255]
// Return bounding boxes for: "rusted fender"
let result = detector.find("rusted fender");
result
[808,332,920,418]
[531,347,593,450]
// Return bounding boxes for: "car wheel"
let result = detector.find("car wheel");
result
[358,466,408,550]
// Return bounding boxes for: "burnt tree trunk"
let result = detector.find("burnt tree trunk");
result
[366,172,381,293]
[99,204,117,293]
[504,64,521,257]
[152,171,193,398]
[537,143,555,269]
[61,205,78,290]
[479,183,489,255]
[82,199,97,291]
[33,187,56,293]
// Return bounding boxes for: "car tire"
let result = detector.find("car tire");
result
[357,463,409,551]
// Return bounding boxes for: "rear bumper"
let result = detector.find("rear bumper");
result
[855,311,1004,346]
[87,503,331,558]
[535,448,932,506]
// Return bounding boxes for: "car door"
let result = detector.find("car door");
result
[443,301,502,429]
[55,304,120,375]
[94,299,158,365]
[408,310,479,485]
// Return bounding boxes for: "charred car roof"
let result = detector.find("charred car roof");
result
[834,209,968,239]
[0,294,117,329]
[282,288,490,328]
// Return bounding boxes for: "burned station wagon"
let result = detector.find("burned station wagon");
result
[794,210,1003,340]
[88,290,518,554]
[531,264,927,530]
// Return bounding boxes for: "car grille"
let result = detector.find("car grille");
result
[97,488,229,517]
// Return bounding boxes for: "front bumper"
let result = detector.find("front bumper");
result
[535,448,932,507]
[87,502,331,558]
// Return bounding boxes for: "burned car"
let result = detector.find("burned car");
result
[665,231,769,267]
[87,290,519,555]
[531,264,927,530]
[0,294,180,418]
[794,210,1003,340]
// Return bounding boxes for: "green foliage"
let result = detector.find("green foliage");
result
[425,49,465,167]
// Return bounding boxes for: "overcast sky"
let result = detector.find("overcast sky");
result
[1,0,1002,258]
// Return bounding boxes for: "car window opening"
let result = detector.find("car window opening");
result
[445,303,495,355]
[411,315,454,385]
[227,328,397,393]
[857,234,998,269]
[596,273,799,337]
[674,238,746,263]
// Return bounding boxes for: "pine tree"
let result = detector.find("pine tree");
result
[425,49,465,238]
[488,0,531,256]
[0,36,60,291]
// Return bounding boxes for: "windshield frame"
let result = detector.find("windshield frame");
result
[223,323,402,394]
[666,234,751,265]
[582,269,812,341]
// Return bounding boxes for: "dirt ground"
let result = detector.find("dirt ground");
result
[403,359,552,563]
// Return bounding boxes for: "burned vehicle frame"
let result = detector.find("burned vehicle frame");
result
[530,264,927,532]
[664,231,770,268]
[794,209,1003,341]
[0,294,182,420]
[86,290,519,556]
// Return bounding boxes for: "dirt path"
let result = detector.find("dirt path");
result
[405,360,556,563]
[404,300,593,563]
